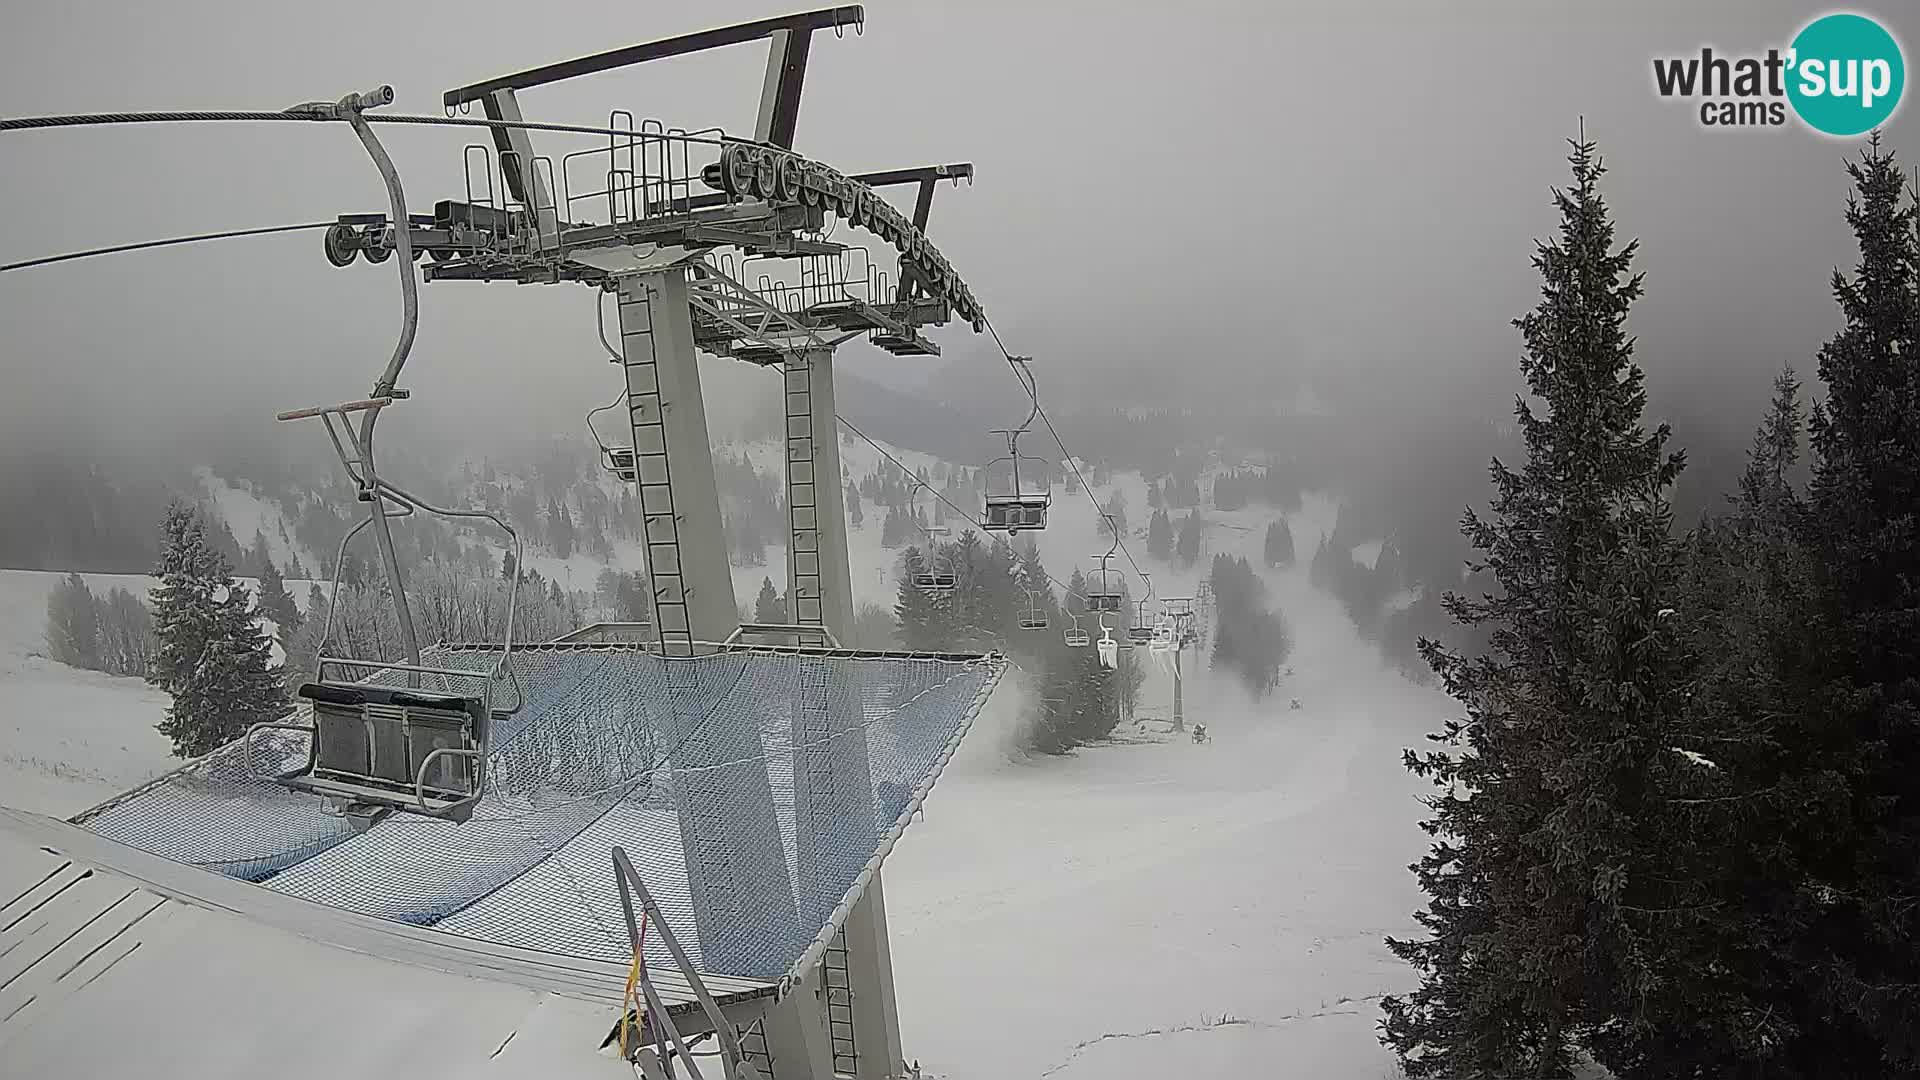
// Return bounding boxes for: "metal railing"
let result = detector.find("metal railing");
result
[610,847,750,1079]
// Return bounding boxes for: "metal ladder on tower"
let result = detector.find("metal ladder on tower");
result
[621,293,696,658]
[822,927,858,1075]
[783,355,832,649]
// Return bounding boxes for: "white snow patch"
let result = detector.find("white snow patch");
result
[1670,747,1718,770]
[198,467,316,572]
[1350,538,1383,570]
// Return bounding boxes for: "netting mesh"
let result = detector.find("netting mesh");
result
[73,645,1002,980]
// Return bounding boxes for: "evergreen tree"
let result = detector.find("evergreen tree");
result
[1777,134,1920,1072]
[1383,136,1688,1077]
[288,550,308,581]
[1373,538,1403,596]
[1263,519,1294,567]
[501,548,517,581]
[149,501,289,758]
[847,480,864,528]
[548,498,575,560]
[1148,509,1173,561]
[979,535,1020,638]
[257,556,302,646]
[1175,511,1203,566]
[249,530,274,579]
[1636,367,1826,1076]
[1065,568,1089,617]
[754,576,787,624]
[894,546,949,650]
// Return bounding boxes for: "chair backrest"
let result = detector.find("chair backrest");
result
[602,446,639,483]
[300,682,486,799]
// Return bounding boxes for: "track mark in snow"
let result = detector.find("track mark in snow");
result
[1037,996,1390,1077]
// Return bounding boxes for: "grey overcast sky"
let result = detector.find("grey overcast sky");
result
[1,1,1912,462]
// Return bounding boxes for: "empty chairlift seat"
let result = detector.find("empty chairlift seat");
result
[982,493,1050,534]
[260,682,489,824]
[601,445,639,483]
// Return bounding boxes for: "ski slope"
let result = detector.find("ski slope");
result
[0,462,1449,1077]
[880,492,1447,1079]
[0,569,176,818]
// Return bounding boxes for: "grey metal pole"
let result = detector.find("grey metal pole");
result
[1173,643,1184,732]
[337,89,423,673]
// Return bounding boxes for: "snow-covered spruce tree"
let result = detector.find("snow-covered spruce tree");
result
[1381,136,1688,1077]
[257,556,301,647]
[149,501,289,757]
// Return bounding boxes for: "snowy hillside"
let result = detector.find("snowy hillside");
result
[883,490,1447,1079]
[0,569,176,818]
[0,442,1447,1078]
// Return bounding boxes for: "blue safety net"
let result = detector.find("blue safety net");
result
[73,644,1003,979]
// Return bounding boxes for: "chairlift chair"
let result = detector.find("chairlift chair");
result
[1017,590,1049,631]
[981,365,1051,534]
[983,492,1051,533]
[586,392,638,483]
[913,561,957,592]
[1127,597,1155,645]
[600,445,639,484]
[1064,613,1091,648]
[1149,622,1176,653]
[280,681,488,819]
[1095,619,1119,669]
[252,396,522,828]
[912,527,957,592]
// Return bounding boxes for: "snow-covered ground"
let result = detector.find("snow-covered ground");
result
[1,450,1448,1077]
[0,569,177,818]
[883,491,1447,1079]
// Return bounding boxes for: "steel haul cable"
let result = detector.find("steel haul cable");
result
[0,221,337,274]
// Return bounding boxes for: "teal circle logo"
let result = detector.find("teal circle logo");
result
[1788,13,1905,136]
